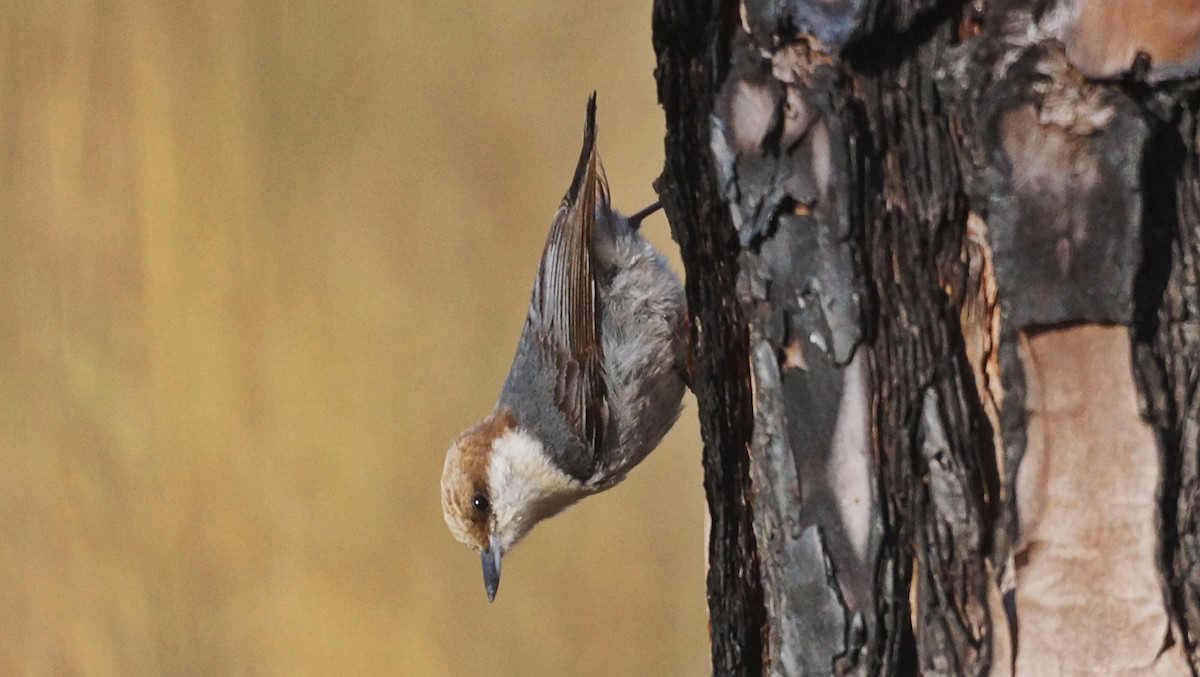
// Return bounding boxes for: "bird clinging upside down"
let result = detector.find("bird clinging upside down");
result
[440,93,688,602]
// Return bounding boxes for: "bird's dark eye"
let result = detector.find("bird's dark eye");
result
[472,492,490,513]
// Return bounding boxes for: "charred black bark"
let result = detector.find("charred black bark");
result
[852,21,997,676]
[652,2,767,675]
[1138,88,1200,669]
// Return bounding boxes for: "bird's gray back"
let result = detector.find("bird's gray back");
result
[498,325,594,480]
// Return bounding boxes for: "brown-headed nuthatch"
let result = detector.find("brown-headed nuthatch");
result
[440,94,688,602]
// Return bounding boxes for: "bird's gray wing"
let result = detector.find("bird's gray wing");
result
[524,93,610,471]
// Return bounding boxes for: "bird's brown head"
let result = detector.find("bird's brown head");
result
[441,408,517,602]
[441,409,515,551]
[441,406,589,602]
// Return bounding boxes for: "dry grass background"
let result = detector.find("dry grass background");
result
[0,2,707,675]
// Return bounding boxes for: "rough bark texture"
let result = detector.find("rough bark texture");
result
[653,0,1200,675]
[653,2,767,674]
[1150,82,1200,670]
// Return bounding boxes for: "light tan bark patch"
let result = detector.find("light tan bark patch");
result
[1013,325,1186,675]
[1059,0,1200,79]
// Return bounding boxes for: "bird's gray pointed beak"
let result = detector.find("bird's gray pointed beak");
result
[481,532,502,602]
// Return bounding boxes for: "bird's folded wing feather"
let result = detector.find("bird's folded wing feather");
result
[527,94,609,467]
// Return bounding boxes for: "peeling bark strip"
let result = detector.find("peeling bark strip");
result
[722,34,876,676]
[652,1,767,675]
[654,0,1200,674]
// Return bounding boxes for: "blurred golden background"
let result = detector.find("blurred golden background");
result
[0,3,707,675]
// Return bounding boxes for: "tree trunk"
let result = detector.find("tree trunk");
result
[652,0,1200,674]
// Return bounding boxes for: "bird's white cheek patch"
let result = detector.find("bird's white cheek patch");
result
[488,429,585,552]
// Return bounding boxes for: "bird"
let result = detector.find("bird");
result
[440,93,688,602]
